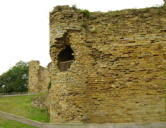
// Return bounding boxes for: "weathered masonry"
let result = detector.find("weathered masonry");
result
[28,61,50,93]
[48,5,166,123]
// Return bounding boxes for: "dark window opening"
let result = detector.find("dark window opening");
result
[58,45,74,71]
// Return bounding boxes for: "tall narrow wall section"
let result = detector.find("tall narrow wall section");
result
[28,61,50,93]
[49,5,166,123]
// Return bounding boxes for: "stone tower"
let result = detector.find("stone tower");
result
[28,61,49,93]
[48,5,166,123]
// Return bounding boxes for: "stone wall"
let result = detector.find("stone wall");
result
[49,5,166,123]
[28,61,50,93]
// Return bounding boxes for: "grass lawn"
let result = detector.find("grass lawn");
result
[0,117,37,128]
[0,94,49,123]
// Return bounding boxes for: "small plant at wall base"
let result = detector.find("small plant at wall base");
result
[47,80,51,90]
[82,9,90,17]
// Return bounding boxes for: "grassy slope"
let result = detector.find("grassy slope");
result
[0,117,37,128]
[0,94,49,123]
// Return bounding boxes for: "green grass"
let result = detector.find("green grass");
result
[0,117,37,128]
[0,94,49,123]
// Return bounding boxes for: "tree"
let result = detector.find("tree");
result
[0,61,29,93]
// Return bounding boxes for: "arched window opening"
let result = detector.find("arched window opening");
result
[57,45,74,71]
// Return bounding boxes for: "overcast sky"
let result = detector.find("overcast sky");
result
[0,0,164,75]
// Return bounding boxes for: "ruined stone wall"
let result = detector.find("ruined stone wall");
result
[28,61,50,93]
[49,6,166,123]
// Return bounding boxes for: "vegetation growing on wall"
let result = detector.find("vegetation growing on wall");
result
[0,61,29,93]
[47,80,51,90]
[82,9,90,17]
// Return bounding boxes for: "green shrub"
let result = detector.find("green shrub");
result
[82,9,90,17]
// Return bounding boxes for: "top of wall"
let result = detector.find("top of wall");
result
[50,5,166,49]
[29,60,48,71]
[50,5,166,24]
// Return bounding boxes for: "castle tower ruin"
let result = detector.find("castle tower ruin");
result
[48,6,166,123]
[28,61,50,93]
